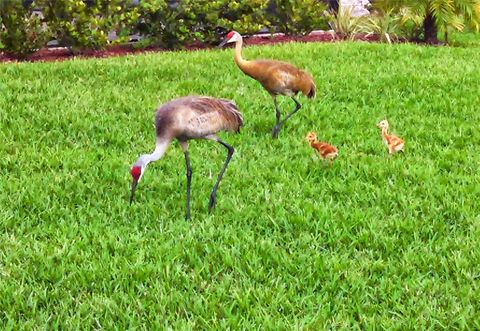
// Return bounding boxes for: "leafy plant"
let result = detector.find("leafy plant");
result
[41,0,139,51]
[360,9,403,43]
[0,0,49,59]
[270,0,329,35]
[326,5,365,39]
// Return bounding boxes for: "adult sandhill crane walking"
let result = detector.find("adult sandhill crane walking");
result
[129,96,243,220]
[218,31,316,138]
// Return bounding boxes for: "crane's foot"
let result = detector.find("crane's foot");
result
[208,193,217,213]
[271,126,280,139]
[185,213,191,221]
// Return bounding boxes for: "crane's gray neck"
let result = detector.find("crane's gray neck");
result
[136,139,170,167]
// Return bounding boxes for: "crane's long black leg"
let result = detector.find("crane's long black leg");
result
[208,138,234,213]
[181,142,192,221]
[272,96,281,139]
[272,96,302,138]
[281,96,302,125]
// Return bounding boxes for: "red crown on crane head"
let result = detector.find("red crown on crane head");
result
[130,166,142,180]
[226,31,236,40]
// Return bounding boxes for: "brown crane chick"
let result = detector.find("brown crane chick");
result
[305,132,338,165]
[377,119,405,155]
[130,96,243,220]
[218,31,316,139]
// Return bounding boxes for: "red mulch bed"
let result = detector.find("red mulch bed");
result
[0,32,379,63]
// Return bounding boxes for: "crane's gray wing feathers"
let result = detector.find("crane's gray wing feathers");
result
[190,97,243,133]
[154,96,243,140]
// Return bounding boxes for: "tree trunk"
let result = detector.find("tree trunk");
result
[423,11,439,44]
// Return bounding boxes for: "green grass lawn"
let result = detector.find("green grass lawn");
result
[1,38,480,329]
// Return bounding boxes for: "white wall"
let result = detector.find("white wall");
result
[341,0,370,17]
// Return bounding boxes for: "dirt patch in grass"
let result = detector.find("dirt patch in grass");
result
[0,32,379,63]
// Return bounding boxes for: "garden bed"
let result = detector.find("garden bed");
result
[0,31,379,63]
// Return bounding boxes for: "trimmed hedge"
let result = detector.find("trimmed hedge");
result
[0,0,329,58]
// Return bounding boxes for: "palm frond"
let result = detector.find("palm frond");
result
[371,0,480,37]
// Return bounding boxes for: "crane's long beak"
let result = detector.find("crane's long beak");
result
[217,39,228,48]
[130,179,138,205]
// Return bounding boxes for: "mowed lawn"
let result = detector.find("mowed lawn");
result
[1,38,480,329]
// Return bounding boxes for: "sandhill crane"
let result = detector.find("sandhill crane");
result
[377,120,405,155]
[305,132,338,165]
[218,31,316,138]
[129,96,243,220]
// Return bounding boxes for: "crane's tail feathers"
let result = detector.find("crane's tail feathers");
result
[220,99,244,133]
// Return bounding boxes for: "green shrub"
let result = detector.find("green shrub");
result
[187,0,270,44]
[134,0,192,49]
[135,0,269,48]
[41,0,139,51]
[0,0,49,59]
[0,0,333,56]
[270,0,329,36]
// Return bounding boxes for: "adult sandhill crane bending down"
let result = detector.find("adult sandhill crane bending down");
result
[218,31,316,138]
[129,96,243,220]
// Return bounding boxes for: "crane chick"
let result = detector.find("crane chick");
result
[305,132,338,165]
[377,119,404,155]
